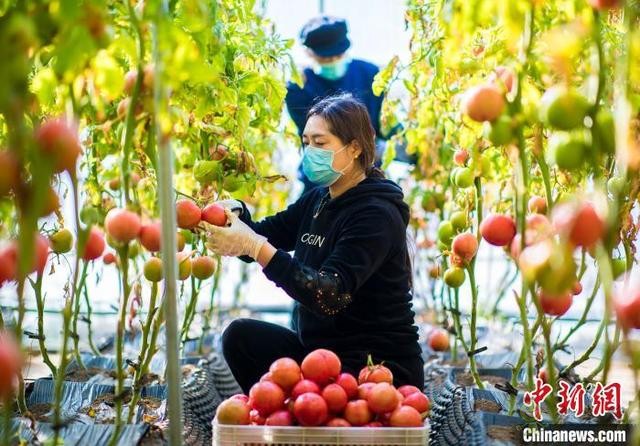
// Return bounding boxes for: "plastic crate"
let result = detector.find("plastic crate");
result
[212,420,429,446]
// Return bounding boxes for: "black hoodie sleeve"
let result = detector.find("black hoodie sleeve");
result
[261,206,396,317]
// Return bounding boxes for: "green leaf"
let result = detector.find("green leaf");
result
[382,139,396,169]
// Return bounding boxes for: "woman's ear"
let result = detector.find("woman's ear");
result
[349,140,363,159]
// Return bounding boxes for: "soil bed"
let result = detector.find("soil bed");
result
[487,425,523,444]
[475,399,502,413]
[456,371,508,386]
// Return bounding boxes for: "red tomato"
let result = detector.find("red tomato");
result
[103,252,116,265]
[0,151,18,196]
[301,349,341,386]
[462,84,505,122]
[249,381,285,417]
[35,118,82,173]
[552,202,604,249]
[0,245,17,285]
[34,234,50,274]
[0,331,22,400]
[291,379,321,399]
[265,409,293,426]
[293,393,328,426]
[365,421,384,428]
[83,227,106,261]
[358,363,393,385]
[528,195,547,214]
[105,208,142,243]
[451,232,478,263]
[398,385,421,398]
[588,0,621,9]
[322,383,348,413]
[572,281,583,295]
[453,149,469,166]
[403,392,430,414]
[191,256,216,280]
[343,400,372,426]
[269,358,302,392]
[428,329,450,352]
[216,398,250,425]
[357,383,376,400]
[176,199,202,229]
[123,69,138,95]
[139,221,161,252]
[201,203,228,227]
[490,66,515,94]
[335,373,359,400]
[230,394,249,403]
[613,281,640,330]
[389,406,423,427]
[326,418,351,427]
[366,382,399,414]
[480,214,516,247]
[538,290,573,316]
[260,372,273,383]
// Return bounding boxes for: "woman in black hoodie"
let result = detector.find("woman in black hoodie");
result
[206,94,423,393]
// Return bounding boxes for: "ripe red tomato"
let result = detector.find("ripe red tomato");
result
[326,418,351,427]
[571,281,583,295]
[613,281,640,330]
[357,382,376,400]
[176,199,202,229]
[365,421,384,428]
[528,195,547,214]
[202,203,228,227]
[216,398,251,425]
[451,233,478,263]
[105,208,142,243]
[389,406,423,427]
[0,151,18,196]
[335,373,359,400]
[249,381,286,417]
[428,329,450,352]
[301,349,341,386]
[343,400,372,426]
[191,256,216,280]
[0,332,22,400]
[453,149,469,166]
[0,245,17,285]
[462,84,505,122]
[322,383,348,413]
[291,379,321,399]
[552,202,604,249]
[103,252,116,265]
[293,392,329,426]
[35,118,82,173]
[480,214,516,247]
[588,0,621,9]
[265,409,293,426]
[403,392,430,414]
[358,362,393,385]
[397,385,421,398]
[139,221,161,252]
[538,290,573,316]
[82,227,106,261]
[230,394,249,403]
[34,234,50,274]
[366,383,399,414]
[269,357,302,392]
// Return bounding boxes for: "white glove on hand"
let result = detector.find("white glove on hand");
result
[204,209,267,259]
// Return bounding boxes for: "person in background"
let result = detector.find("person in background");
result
[286,16,387,193]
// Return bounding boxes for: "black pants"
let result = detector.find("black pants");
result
[222,318,424,394]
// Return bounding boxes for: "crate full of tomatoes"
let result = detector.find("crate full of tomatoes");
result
[213,349,429,446]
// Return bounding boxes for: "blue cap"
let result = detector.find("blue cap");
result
[300,16,351,57]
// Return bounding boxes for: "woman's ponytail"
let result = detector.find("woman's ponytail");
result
[365,165,386,179]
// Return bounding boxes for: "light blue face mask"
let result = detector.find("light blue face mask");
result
[302,144,354,187]
[315,57,350,80]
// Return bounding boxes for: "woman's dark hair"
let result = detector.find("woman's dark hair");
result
[307,94,385,178]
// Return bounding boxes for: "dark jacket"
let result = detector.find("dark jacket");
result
[239,177,421,362]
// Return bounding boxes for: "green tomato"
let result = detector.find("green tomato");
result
[128,242,140,259]
[539,86,590,131]
[593,109,616,155]
[484,115,513,146]
[421,191,438,213]
[612,258,629,278]
[222,175,244,192]
[444,267,466,288]
[607,176,626,196]
[50,228,73,254]
[547,133,587,171]
[454,167,475,188]
[438,221,455,246]
[194,160,222,184]
[450,211,469,231]
[144,258,163,282]
[80,206,100,225]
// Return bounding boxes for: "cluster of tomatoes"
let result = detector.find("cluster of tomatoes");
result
[216,349,429,428]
